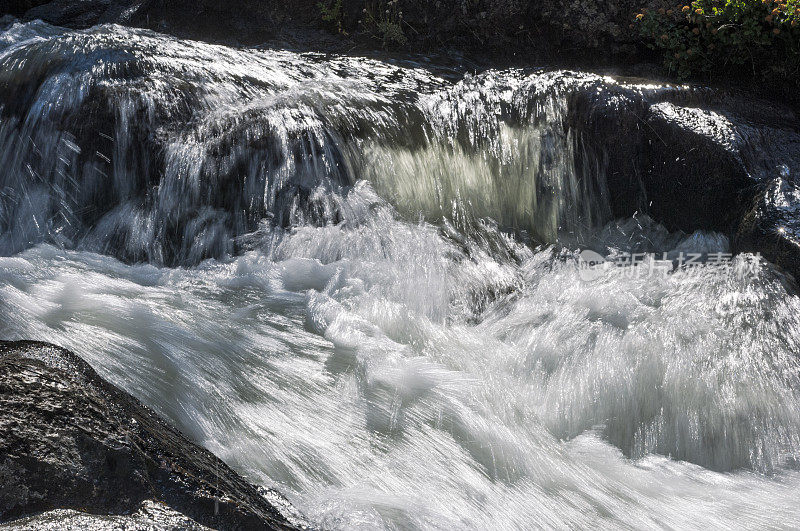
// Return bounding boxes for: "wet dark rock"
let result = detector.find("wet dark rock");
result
[20,0,112,28]
[2,16,799,281]
[561,76,800,281]
[736,174,800,285]
[14,0,283,43]
[0,26,349,266]
[640,101,754,233]
[0,340,306,530]
[568,81,749,233]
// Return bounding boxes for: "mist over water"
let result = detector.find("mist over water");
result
[1,21,800,529]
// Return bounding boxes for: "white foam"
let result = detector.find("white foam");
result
[1,200,799,528]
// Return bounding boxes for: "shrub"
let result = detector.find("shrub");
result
[634,0,800,79]
[318,0,346,33]
[360,0,408,48]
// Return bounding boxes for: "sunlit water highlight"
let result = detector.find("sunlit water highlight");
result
[1,20,799,529]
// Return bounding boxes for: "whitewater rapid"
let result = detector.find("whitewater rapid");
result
[1,20,800,529]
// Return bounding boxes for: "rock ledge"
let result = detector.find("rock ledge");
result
[0,340,305,530]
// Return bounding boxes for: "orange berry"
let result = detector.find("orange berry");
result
[693,27,701,34]
[695,8,704,14]
[766,14,774,22]
[774,27,781,34]
[659,8,666,14]
[682,5,691,12]
[667,9,674,15]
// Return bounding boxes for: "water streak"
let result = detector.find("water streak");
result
[1,21,800,530]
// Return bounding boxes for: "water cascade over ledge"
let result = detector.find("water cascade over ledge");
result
[2,20,800,529]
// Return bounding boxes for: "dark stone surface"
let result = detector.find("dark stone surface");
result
[21,0,111,28]
[0,340,306,530]
[567,81,752,234]
[14,0,283,43]
[736,176,800,286]
[561,76,800,281]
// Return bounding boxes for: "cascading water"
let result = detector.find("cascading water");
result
[1,20,799,529]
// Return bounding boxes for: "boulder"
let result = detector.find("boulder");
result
[0,341,306,530]
[562,75,800,281]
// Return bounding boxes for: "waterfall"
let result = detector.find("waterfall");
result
[2,20,800,530]
[0,24,616,265]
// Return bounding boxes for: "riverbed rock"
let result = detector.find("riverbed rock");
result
[736,174,800,284]
[558,74,800,281]
[0,340,305,530]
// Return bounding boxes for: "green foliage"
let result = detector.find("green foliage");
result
[360,0,409,48]
[318,0,345,33]
[634,0,800,79]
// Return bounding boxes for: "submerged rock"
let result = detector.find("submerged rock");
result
[0,341,305,530]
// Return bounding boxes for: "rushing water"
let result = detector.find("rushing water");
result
[1,21,800,529]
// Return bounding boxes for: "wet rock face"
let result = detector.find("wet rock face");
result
[1,16,799,281]
[14,0,281,42]
[566,79,800,281]
[729,114,800,281]
[571,83,751,234]
[736,174,800,286]
[21,0,113,28]
[0,341,304,530]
